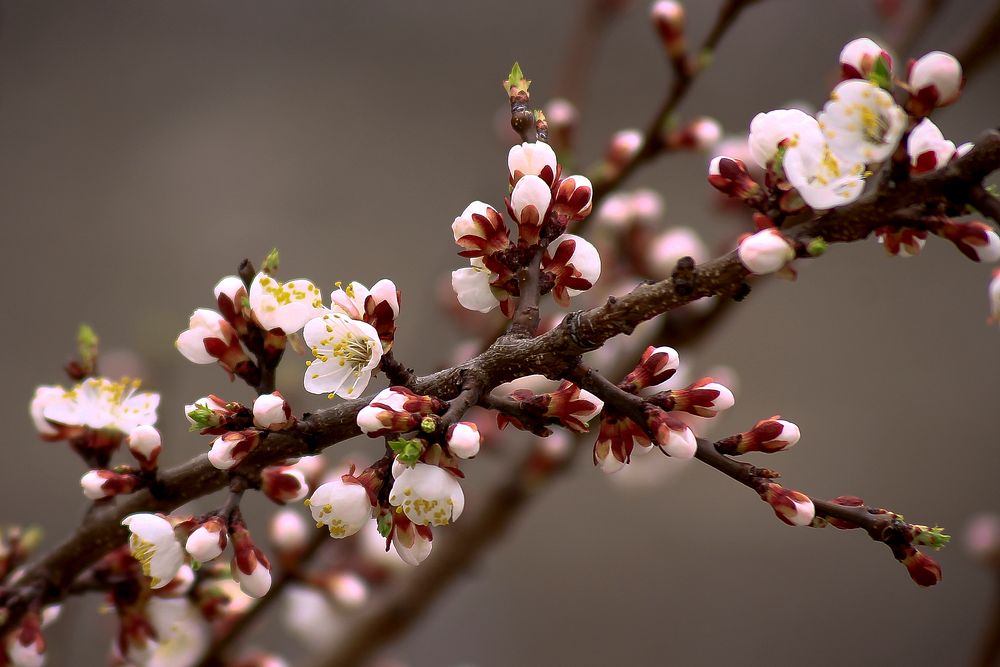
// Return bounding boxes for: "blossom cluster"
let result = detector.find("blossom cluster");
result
[707,38,999,277]
[451,140,600,315]
[177,269,399,399]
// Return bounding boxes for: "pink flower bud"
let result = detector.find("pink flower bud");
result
[670,378,735,418]
[208,430,260,470]
[737,228,795,274]
[542,234,602,306]
[510,175,552,244]
[622,345,680,392]
[451,201,510,258]
[231,528,272,598]
[446,422,481,459]
[607,129,643,167]
[646,408,697,459]
[989,269,1000,324]
[762,483,815,526]
[708,155,759,199]
[964,513,1000,562]
[270,508,309,553]
[185,517,227,562]
[907,119,956,174]
[551,175,594,224]
[252,392,293,430]
[80,470,138,500]
[651,0,685,60]
[937,221,1000,262]
[327,572,369,608]
[839,37,891,80]
[508,141,558,186]
[876,227,928,257]
[898,545,942,586]
[261,466,308,504]
[127,425,161,470]
[909,51,963,109]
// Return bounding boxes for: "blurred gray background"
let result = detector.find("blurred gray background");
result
[1,1,998,665]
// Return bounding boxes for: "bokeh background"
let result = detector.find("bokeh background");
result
[1,1,999,665]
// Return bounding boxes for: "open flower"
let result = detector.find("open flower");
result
[508,141,558,185]
[783,138,865,210]
[307,478,374,538]
[388,463,465,527]
[43,377,159,438]
[122,514,184,589]
[140,598,209,667]
[329,279,400,350]
[748,109,823,169]
[819,80,906,164]
[303,313,383,399]
[30,386,65,439]
[249,272,326,334]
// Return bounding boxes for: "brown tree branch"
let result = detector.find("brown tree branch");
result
[3,130,998,635]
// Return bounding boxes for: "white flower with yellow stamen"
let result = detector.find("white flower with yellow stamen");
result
[818,79,906,164]
[138,597,209,667]
[302,313,383,398]
[388,462,465,527]
[43,377,159,437]
[748,109,823,169]
[248,272,326,334]
[330,279,399,321]
[122,514,184,589]
[783,134,865,210]
[306,478,373,538]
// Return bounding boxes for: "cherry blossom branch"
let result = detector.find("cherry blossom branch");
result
[508,246,545,336]
[566,364,945,580]
[4,131,999,637]
[588,0,761,207]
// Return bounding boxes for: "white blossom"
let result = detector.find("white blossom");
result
[389,463,465,527]
[329,279,399,321]
[213,275,246,303]
[175,309,233,364]
[122,514,184,589]
[184,521,225,563]
[783,136,865,209]
[128,425,162,462]
[270,508,309,553]
[819,80,906,164]
[737,229,795,275]
[907,119,956,173]
[252,392,291,430]
[29,386,64,437]
[647,227,709,279]
[510,174,552,228]
[248,272,325,334]
[232,558,271,598]
[545,233,602,298]
[508,141,557,184]
[748,109,823,169]
[447,422,481,459]
[43,377,159,437]
[307,478,373,538]
[327,572,369,609]
[283,586,340,652]
[303,313,383,398]
[391,523,433,566]
[451,258,500,313]
[909,51,963,107]
[839,37,889,79]
[139,597,209,667]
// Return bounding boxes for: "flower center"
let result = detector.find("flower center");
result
[859,106,889,145]
[129,535,162,587]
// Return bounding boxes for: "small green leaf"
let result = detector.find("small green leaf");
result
[376,510,393,538]
[388,437,424,465]
[262,248,280,274]
[77,324,99,372]
[504,61,530,94]
[868,56,892,90]
[187,404,221,431]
